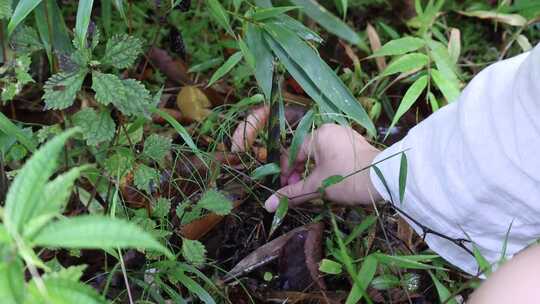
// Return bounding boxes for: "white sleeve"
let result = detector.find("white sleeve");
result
[370,43,540,275]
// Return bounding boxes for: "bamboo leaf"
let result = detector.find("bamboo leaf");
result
[245,25,274,99]
[7,0,43,36]
[381,53,429,77]
[431,68,460,103]
[208,0,233,35]
[370,36,426,57]
[74,0,95,49]
[288,109,314,167]
[387,75,427,132]
[207,51,243,87]
[398,152,407,203]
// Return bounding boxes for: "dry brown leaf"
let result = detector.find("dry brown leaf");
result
[448,28,461,64]
[366,23,387,72]
[176,86,212,122]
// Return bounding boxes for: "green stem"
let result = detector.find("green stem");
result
[266,63,282,188]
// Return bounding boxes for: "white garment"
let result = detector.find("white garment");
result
[370,43,540,275]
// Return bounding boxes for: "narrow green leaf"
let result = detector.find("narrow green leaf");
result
[251,163,281,180]
[473,245,492,276]
[289,0,361,45]
[346,254,377,304]
[150,108,199,154]
[7,0,43,36]
[32,215,173,259]
[288,109,314,167]
[428,91,439,112]
[263,22,375,135]
[319,259,343,275]
[344,215,377,245]
[33,0,72,55]
[321,175,345,189]
[245,25,274,99]
[207,51,243,87]
[398,152,407,204]
[175,271,216,304]
[112,0,127,24]
[428,40,459,86]
[428,271,458,304]
[27,277,107,304]
[371,274,400,290]
[208,0,233,35]
[0,258,25,304]
[370,36,426,57]
[74,0,95,49]
[431,68,460,103]
[0,112,36,151]
[387,75,428,133]
[252,6,298,20]
[279,15,323,43]
[269,197,288,237]
[381,53,429,77]
[238,37,255,70]
[373,253,444,270]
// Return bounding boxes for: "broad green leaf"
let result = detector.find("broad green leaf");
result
[373,253,443,270]
[252,6,298,20]
[4,128,78,235]
[74,0,95,49]
[381,53,429,77]
[7,0,43,36]
[143,134,172,164]
[182,238,206,266]
[288,109,314,167]
[101,34,143,69]
[319,259,342,275]
[289,0,361,45]
[208,0,233,35]
[72,108,116,145]
[27,277,107,304]
[32,215,173,258]
[428,40,459,86]
[321,175,345,189]
[115,79,153,117]
[245,25,274,99]
[197,189,233,215]
[428,271,458,304]
[0,258,25,304]
[263,22,375,135]
[91,71,125,105]
[237,37,255,70]
[370,36,426,57]
[43,70,88,109]
[0,112,36,151]
[0,0,12,19]
[251,163,281,180]
[346,254,377,304]
[431,68,460,103]
[459,10,527,26]
[398,152,407,203]
[207,51,243,87]
[174,271,216,304]
[387,75,428,132]
[344,215,377,245]
[269,196,288,237]
[134,164,159,194]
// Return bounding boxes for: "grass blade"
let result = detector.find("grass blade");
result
[75,0,95,49]
[7,0,43,36]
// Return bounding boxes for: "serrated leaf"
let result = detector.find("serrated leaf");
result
[43,70,88,109]
[134,164,159,194]
[32,215,173,258]
[115,78,153,116]
[207,51,243,87]
[387,75,428,133]
[153,198,171,219]
[4,128,78,235]
[91,71,125,105]
[73,108,116,145]
[104,147,135,178]
[27,277,107,304]
[0,0,12,19]
[10,25,42,53]
[370,36,426,57]
[101,34,143,69]
[197,189,233,215]
[381,53,429,77]
[182,238,206,266]
[143,134,171,163]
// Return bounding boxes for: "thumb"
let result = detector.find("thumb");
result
[264,171,321,212]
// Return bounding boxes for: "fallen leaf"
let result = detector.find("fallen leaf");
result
[459,10,527,27]
[366,23,386,72]
[176,86,212,122]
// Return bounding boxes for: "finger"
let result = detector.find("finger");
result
[231,106,270,152]
[265,171,321,212]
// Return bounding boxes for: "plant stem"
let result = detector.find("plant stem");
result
[266,63,282,188]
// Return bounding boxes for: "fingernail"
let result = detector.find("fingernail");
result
[265,195,279,212]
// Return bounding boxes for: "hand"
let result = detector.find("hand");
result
[265,124,382,212]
